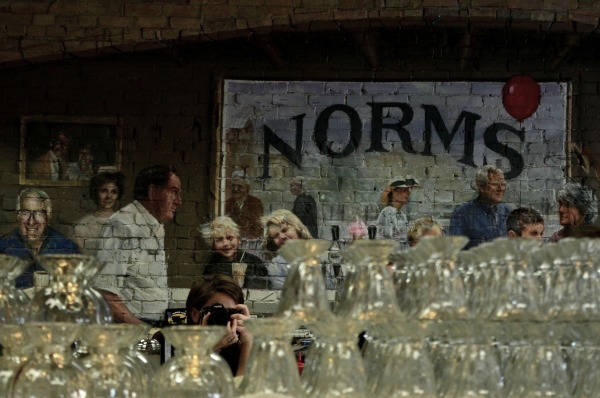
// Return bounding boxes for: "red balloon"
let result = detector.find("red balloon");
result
[502,75,541,122]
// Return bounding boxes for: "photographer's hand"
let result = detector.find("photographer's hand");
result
[213,319,239,352]
[230,304,252,345]
[229,304,253,377]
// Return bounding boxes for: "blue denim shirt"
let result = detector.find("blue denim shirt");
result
[0,227,80,288]
[448,198,513,250]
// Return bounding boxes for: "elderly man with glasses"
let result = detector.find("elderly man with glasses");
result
[0,188,80,288]
[449,165,514,249]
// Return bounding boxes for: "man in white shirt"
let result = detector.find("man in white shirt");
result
[95,164,182,324]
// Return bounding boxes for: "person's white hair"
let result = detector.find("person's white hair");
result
[199,216,240,243]
[475,165,504,188]
[16,188,52,217]
[556,182,597,225]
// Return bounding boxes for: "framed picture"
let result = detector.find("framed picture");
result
[19,115,122,186]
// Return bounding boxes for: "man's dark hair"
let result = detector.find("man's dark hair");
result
[50,131,71,143]
[89,171,126,204]
[506,207,544,236]
[133,165,176,201]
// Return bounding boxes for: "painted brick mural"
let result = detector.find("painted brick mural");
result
[220,80,568,240]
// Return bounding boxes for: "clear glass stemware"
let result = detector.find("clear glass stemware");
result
[27,254,112,324]
[8,322,90,398]
[0,254,30,324]
[151,325,235,398]
[367,320,437,397]
[0,324,32,393]
[336,239,401,324]
[275,239,335,324]
[78,323,149,397]
[301,317,367,398]
[237,317,302,397]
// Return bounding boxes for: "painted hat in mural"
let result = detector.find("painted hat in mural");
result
[389,175,420,188]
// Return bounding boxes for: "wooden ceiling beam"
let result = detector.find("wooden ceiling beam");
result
[253,35,289,68]
[457,32,478,71]
[353,31,380,69]
[551,33,580,70]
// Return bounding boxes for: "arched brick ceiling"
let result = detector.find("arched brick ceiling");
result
[0,0,598,68]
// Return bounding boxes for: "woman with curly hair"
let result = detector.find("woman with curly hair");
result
[261,209,312,289]
[72,170,125,254]
[551,182,597,242]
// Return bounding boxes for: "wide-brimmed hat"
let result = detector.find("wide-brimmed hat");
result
[389,175,420,188]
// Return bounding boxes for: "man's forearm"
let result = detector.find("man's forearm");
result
[98,289,144,324]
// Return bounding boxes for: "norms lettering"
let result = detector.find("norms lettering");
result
[263,102,525,180]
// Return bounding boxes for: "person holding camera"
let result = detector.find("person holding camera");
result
[185,274,252,377]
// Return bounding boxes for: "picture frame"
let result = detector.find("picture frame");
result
[19,115,122,186]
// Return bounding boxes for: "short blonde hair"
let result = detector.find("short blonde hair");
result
[199,216,240,243]
[408,217,442,247]
[261,209,312,251]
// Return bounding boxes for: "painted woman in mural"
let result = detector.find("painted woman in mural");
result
[376,175,420,244]
[261,209,312,289]
[65,143,95,181]
[72,170,125,254]
[550,183,597,242]
[224,171,264,239]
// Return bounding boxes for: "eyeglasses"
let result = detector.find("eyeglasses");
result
[17,210,47,222]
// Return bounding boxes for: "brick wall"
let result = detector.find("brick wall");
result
[0,1,599,67]
[221,80,568,238]
[0,53,216,289]
[1,2,600,294]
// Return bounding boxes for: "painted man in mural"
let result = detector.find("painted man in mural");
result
[30,131,71,181]
[95,164,182,324]
[448,165,513,249]
[290,176,318,238]
[225,170,264,239]
[506,207,545,240]
[0,188,80,289]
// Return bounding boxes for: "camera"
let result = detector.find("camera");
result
[200,303,243,326]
